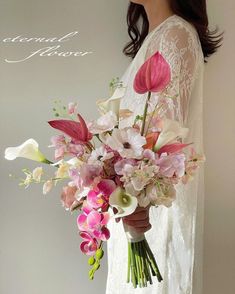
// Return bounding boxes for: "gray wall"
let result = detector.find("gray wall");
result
[0,1,234,294]
[0,1,129,294]
[203,1,235,294]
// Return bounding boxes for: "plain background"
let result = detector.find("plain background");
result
[0,1,234,294]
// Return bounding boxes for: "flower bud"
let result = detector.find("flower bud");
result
[95,248,104,260]
[88,256,95,265]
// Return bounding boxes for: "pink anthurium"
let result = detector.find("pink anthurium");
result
[156,142,193,155]
[48,113,92,143]
[133,51,171,94]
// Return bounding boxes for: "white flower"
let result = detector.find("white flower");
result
[43,180,53,195]
[22,173,33,189]
[88,146,114,164]
[32,167,43,182]
[4,139,48,163]
[89,111,118,134]
[146,182,176,207]
[96,86,126,119]
[105,127,146,159]
[154,119,189,151]
[130,164,159,191]
[109,187,138,218]
[136,189,151,208]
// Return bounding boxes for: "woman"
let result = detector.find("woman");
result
[106,1,222,293]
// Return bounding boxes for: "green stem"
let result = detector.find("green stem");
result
[127,242,131,283]
[144,239,163,282]
[141,91,151,136]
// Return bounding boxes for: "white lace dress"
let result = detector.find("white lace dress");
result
[106,14,205,294]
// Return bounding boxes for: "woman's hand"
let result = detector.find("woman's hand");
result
[116,204,152,234]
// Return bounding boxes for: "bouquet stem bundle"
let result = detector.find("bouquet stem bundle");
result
[127,239,163,288]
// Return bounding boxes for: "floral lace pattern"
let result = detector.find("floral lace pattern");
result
[106,15,205,294]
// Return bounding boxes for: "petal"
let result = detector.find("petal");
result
[133,51,171,94]
[80,231,92,241]
[4,138,45,162]
[157,142,192,155]
[100,227,110,241]
[97,179,116,197]
[48,114,92,143]
[87,210,101,229]
[77,214,87,230]
[109,187,138,218]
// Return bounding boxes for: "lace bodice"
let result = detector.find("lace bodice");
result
[106,14,205,294]
[119,14,204,128]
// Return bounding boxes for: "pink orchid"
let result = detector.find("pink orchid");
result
[87,180,116,210]
[61,185,81,211]
[48,113,92,144]
[133,51,171,94]
[77,210,110,241]
[79,231,99,255]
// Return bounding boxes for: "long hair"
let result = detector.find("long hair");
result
[123,1,223,63]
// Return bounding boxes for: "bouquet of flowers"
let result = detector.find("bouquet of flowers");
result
[4,51,205,288]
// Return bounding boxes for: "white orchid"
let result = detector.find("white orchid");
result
[109,187,138,218]
[5,139,51,163]
[32,167,43,182]
[105,127,146,159]
[89,111,118,134]
[154,118,189,151]
[43,180,53,195]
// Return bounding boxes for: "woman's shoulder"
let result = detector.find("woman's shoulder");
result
[160,14,202,51]
[147,14,203,62]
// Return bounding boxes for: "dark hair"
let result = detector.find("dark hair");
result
[123,1,223,63]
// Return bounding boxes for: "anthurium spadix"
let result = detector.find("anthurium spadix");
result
[109,187,138,218]
[4,138,52,163]
[153,118,189,152]
[133,51,171,94]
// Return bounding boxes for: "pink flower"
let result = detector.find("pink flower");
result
[48,113,92,144]
[68,102,78,114]
[79,164,102,187]
[79,231,99,255]
[157,152,186,178]
[133,51,171,94]
[105,127,146,159]
[87,180,116,210]
[114,158,137,175]
[61,185,79,211]
[77,210,110,241]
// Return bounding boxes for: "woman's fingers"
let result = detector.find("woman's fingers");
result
[123,217,149,227]
[123,210,148,221]
[133,223,152,233]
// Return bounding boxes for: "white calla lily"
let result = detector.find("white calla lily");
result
[154,118,189,151]
[96,86,126,119]
[109,187,138,218]
[4,138,51,163]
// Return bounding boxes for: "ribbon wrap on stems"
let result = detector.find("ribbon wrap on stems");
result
[123,222,145,243]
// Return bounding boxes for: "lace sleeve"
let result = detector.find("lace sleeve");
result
[145,20,200,126]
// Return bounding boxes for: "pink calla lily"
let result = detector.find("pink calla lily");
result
[133,51,171,94]
[48,114,92,143]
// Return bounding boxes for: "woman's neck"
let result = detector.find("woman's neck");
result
[143,0,174,34]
